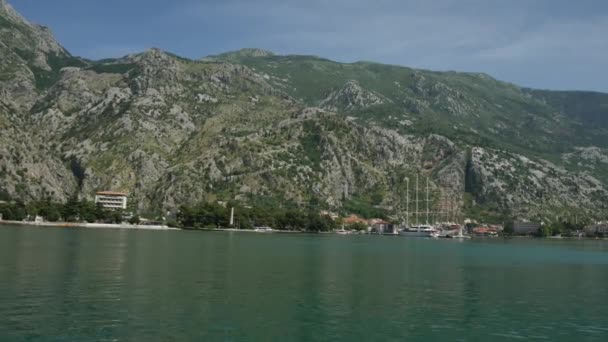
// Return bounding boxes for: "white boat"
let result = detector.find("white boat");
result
[445,225,471,239]
[399,224,440,238]
[254,226,273,233]
[335,229,353,235]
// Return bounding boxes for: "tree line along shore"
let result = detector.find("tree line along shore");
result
[0,196,605,238]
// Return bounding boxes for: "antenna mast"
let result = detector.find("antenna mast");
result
[415,174,419,226]
[426,177,430,225]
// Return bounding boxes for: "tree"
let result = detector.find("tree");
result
[46,207,61,222]
[349,222,368,231]
[536,225,552,238]
[503,220,514,236]
[110,211,123,224]
[277,209,307,230]
[177,205,196,227]
[550,221,565,236]
[94,202,108,221]
[196,203,228,228]
[62,194,80,222]
[177,202,230,228]
[306,212,336,232]
[166,219,180,228]
[128,215,141,225]
[249,206,275,228]
[0,202,26,221]
[80,200,97,223]
[371,192,384,206]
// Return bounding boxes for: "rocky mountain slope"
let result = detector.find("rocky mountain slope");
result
[1,0,607,221]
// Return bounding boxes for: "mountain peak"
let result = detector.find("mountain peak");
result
[233,48,275,57]
[0,0,66,55]
[127,47,177,63]
[202,48,275,62]
[0,0,29,24]
[143,47,166,56]
[0,0,70,78]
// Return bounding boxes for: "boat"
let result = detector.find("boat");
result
[254,226,273,233]
[399,224,440,238]
[335,229,353,235]
[398,175,439,238]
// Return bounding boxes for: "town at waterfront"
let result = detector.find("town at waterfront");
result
[1,190,607,239]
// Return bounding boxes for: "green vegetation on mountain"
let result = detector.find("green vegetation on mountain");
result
[1,0,608,224]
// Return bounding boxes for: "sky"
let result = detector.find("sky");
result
[9,0,608,92]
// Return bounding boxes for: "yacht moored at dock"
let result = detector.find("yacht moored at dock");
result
[398,224,440,238]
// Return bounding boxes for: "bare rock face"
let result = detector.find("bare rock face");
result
[1,2,608,221]
[0,106,76,202]
[469,147,608,217]
[320,80,387,111]
[0,0,67,69]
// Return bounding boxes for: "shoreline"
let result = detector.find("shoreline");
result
[0,220,180,231]
[1,221,606,240]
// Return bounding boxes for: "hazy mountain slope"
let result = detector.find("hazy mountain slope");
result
[1,2,607,220]
[524,89,608,146]
[206,51,593,153]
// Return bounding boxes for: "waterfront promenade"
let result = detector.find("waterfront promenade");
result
[0,219,179,231]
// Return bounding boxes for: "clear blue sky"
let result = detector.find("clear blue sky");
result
[10,0,608,92]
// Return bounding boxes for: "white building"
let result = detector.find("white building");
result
[95,191,128,210]
[585,223,608,235]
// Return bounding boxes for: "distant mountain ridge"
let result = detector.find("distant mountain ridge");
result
[1,0,607,222]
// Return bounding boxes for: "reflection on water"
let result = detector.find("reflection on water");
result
[1,226,608,341]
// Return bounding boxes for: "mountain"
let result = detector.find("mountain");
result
[1,0,607,221]
[202,48,276,62]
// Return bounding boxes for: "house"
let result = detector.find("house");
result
[473,226,498,237]
[369,219,396,235]
[95,191,128,210]
[488,224,504,231]
[343,214,370,231]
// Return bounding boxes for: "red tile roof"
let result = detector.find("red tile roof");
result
[369,219,391,225]
[96,191,128,196]
[343,215,368,225]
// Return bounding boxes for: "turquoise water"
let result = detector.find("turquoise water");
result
[1,226,608,341]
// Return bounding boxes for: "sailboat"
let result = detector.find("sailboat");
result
[335,223,353,235]
[435,190,470,239]
[398,175,439,238]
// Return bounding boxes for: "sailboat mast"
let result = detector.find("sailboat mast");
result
[448,193,453,223]
[451,194,456,223]
[406,178,410,228]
